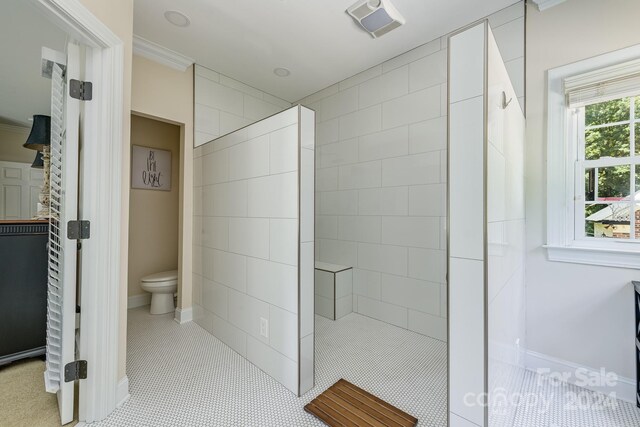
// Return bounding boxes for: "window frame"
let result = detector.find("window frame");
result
[546,44,640,269]
[573,96,640,243]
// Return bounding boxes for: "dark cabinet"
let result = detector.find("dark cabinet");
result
[0,221,48,365]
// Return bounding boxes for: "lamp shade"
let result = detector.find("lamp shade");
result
[23,115,51,151]
[31,151,44,169]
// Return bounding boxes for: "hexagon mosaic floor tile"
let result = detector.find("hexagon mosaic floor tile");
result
[89,308,447,427]
[89,307,640,427]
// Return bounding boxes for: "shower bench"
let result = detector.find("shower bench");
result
[314,262,353,320]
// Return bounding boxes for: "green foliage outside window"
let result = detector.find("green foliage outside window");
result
[584,98,636,199]
[582,97,640,238]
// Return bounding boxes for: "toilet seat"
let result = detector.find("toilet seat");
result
[140,270,178,283]
[140,279,178,288]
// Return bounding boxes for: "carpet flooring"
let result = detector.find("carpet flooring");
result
[0,358,76,426]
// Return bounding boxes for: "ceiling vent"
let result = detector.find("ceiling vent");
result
[346,0,406,38]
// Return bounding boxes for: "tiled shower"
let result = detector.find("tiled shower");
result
[296,3,524,343]
[297,39,449,341]
[191,0,525,409]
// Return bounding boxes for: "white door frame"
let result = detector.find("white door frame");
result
[32,0,125,422]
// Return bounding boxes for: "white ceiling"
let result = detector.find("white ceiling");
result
[0,1,67,127]
[0,0,522,128]
[133,0,520,102]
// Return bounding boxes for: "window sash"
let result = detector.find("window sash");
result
[574,97,638,242]
[582,157,640,168]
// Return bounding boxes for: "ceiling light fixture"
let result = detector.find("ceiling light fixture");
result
[346,0,405,38]
[274,67,291,77]
[164,10,191,28]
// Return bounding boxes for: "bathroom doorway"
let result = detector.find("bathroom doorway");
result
[127,114,181,315]
[0,2,84,425]
[0,0,130,422]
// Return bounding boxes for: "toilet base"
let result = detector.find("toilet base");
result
[149,293,175,315]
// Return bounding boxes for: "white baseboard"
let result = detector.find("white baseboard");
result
[174,307,193,324]
[128,293,151,309]
[116,375,130,407]
[525,350,636,404]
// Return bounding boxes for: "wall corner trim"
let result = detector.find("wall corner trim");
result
[133,35,194,72]
[116,376,130,407]
[174,307,193,324]
[530,0,567,11]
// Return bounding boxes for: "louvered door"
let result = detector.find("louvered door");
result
[44,43,80,425]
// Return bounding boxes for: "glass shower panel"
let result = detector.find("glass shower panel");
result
[486,26,527,427]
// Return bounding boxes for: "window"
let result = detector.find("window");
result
[546,45,640,269]
[574,96,640,241]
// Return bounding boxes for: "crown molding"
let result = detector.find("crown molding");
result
[133,35,194,72]
[0,123,30,134]
[529,0,567,11]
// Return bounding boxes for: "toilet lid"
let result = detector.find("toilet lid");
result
[141,270,178,283]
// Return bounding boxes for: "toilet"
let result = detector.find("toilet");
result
[140,270,178,315]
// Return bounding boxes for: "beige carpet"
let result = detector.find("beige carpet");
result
[0,358,76,427]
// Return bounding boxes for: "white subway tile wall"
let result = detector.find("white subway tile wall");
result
[297,2,524,342]
[194,65,292,147]
[192,107,315,396]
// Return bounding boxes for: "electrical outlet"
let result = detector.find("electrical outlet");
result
[260,317,269,338]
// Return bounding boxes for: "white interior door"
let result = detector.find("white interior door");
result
[44,42,80,425]
[0,161,43,219]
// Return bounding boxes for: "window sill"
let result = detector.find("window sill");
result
[545,244,640,269]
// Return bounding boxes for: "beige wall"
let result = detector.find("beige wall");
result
[526,0,640,380]
[79,0,193,391]
[78,0,133,381]
[76,3,193,384]
[0,124,34,163]
[128,115,180,296]
[131,54,194,311]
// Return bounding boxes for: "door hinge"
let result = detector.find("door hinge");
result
[64,360,87,382]
[67,220,90,240]
[69,79,93,101]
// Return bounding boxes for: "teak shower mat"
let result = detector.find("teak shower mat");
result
[304,379,418,427]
